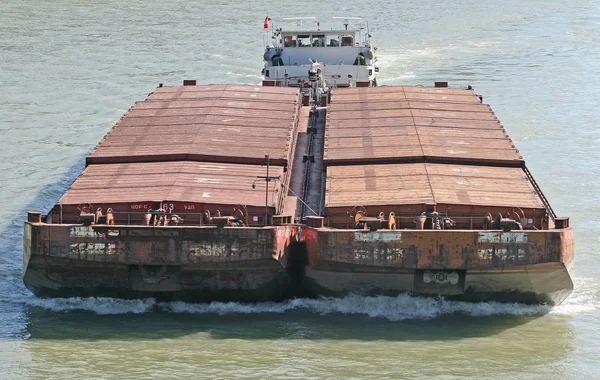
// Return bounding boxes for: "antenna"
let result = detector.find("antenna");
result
[282,16,316,27]
[332,16,362,31]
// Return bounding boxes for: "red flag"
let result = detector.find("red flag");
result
[264,16,271,29]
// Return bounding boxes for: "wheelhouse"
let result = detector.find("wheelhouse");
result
[262,19,379,90]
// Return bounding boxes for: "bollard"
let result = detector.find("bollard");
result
[27,211,42,223]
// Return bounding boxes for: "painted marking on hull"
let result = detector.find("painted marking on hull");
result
[354,247,405,262]
[70,242,116,256]
[188,242,240,257]
[70,226,101,238]
[478,247,526,260]
[478,232,528,244]
[423,270,459,285]
[354,231,402,242]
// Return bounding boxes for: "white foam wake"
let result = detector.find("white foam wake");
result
[26,296,156,315]
[550,276,600,315]
[24,277,599,319]
[17,294,553,320]
[164,294,558,321]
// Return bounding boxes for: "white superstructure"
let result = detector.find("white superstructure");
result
[262,17,379,100]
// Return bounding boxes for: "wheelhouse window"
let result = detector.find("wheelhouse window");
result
[297,34,311,47]
[283,35,297,47]
[341,35,354,46]
[326,35,339,47]
[312,34,325,47]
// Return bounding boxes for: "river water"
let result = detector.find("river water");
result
[1,0,599,378]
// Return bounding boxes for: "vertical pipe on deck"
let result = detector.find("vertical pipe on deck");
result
[265,154,270,226]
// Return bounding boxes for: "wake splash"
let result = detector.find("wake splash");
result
[24,277,599,320]
[27,297,155,315]
[21,294,560,321]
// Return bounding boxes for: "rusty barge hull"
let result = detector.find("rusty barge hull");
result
[299,227,574,305]
[22,221,574,304]
[24,83,304,301]
[24,83,574,305]
[23,223,299,302]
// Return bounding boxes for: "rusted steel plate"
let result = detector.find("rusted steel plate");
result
[325,86,519,165]
[190,134,290,147]
[331,86,476,96]
[324,163,544,209]
[331,92,481,104]
[327,175,431,193]
[410,109,497,121]
[112,115,296,130]
[416,127,508,140]
[418,135,516,149]
[59,162,284,208]
[207,107,297,119]
[326,126,418,139]
[328,100,411,111]
[327,163,428,178]
[90,136,291,152]
[423,163,525,178]
[324,146,424,164]
[128,101,298,116]
[421,145,522,163]
[92,134,200,147]
[328,101,490,113]
[152,85,301,96]
[326,117,416,128]
[154,84,300,94]
[225,84,301,94]
[201,125,292,138]
[327,116,500,129]
[88,147,290,166]
[304,228,571,269]
[148,90,299,103]
[325,175,537,197]
[131,99,298,112]
[408,101,491,113]
[154,84,228,92]
[105,125,201,137]
[327,109,415,120]
[122,107,296,120]
[330,93,408,103]
[433,190,544,209]
[326,163,536,180]
[325,134,421,150]
[331,87,407,94]
[403,92,482,104]
[324,134,519,165]
[101,124,292,138]
[203,115,295,128]
[326,190,435,208]
[326,118,503,131]
[87,85,300,167]
[325,133,514,151]
[116,115,209,127]
[403,86,474,95]
[132,99,220,109]
[412,117,502,129]
[26,223,298,266]
[155,84,301,95]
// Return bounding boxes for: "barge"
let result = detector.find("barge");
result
[24,18,573,304]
